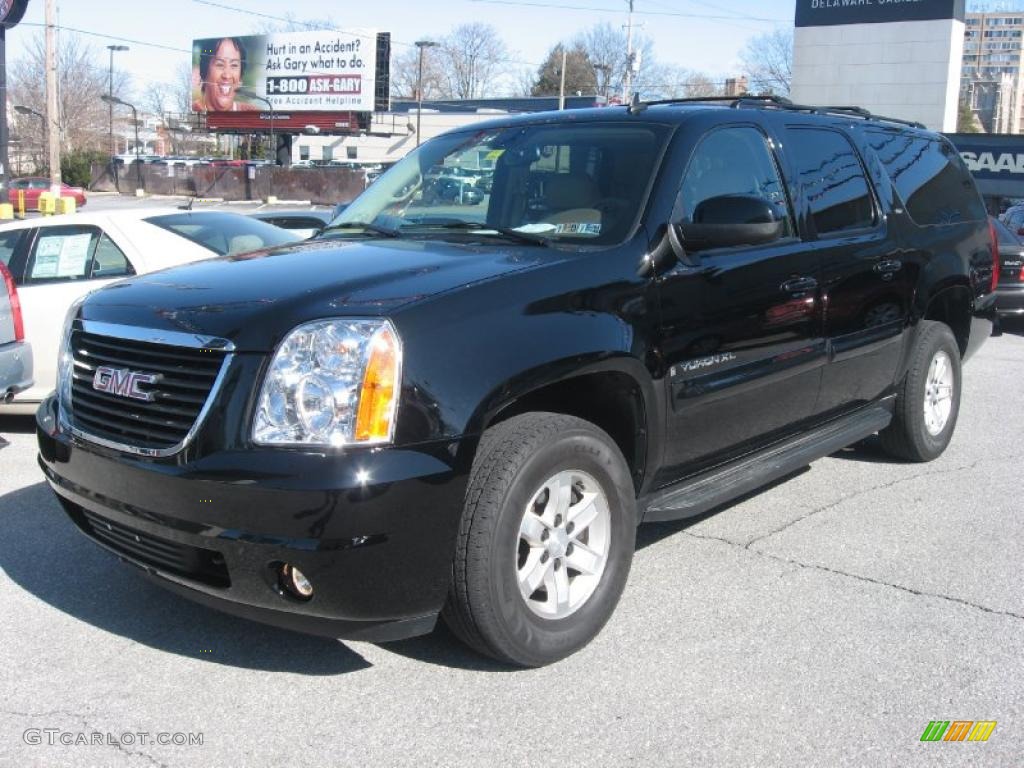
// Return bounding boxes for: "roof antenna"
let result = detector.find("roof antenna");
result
[179,196,195,211]
[628,91,645,115]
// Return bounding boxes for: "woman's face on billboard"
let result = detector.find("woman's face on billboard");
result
[205,39,243,111]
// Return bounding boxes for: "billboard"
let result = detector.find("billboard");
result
[192,30,385,114]
[795,0,965,28]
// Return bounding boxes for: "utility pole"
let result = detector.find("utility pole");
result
[45,0,61,191]
[558,48,567,110]
[107,45,128,156]
[623,0,635,103]
[414,40,438,147]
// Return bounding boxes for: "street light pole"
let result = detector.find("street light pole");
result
[106,45,128,157]
[102,95,141,194]
[414,40,438,147]
[235,88,275,200]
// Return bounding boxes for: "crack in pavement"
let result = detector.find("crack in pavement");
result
[3,707,171,768]
[680,530,1024,622]
[741,454,1024,549]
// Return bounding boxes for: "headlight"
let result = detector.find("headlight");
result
[252,318,402,447]
[56,295,86,419]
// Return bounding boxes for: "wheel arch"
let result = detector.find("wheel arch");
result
[470,356,657,494]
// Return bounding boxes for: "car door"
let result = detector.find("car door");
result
[654,123,826,482]
[13,224,135,403]
[784,125,909,417]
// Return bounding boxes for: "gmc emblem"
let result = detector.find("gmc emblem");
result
[92,366,161,402]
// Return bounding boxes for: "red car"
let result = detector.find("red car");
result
[6,177,87,209]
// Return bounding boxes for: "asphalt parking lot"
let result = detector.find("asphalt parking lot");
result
[1,327,1021,767]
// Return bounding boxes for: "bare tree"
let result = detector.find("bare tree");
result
[574,23,662,100]
[739,29,792,96]
[389,44,446,100]
[9,32,130,163]
[438,23,510,99]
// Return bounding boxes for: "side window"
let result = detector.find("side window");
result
[90,233,135,278]
[787,127,875,236]
[0,230,23,269]
[25,226,100,283]
[866,130,987,225]
[679,126,793,240]
[29,180,49,190]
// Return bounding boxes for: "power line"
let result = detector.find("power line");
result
[468,0,788,24]
[20,22,192,53]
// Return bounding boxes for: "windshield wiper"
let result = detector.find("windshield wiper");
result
[320,221,401,238]
[401,221,552,246]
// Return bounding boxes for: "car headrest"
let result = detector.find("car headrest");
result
[545,174,599,210]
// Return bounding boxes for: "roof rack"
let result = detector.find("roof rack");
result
[630,94,925,129]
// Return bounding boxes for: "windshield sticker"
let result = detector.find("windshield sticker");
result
[554,222,602,236]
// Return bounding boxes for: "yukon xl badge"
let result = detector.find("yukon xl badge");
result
[673,352,738,376]
[92,366,161,402]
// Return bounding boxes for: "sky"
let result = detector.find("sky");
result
[4,0,797,100]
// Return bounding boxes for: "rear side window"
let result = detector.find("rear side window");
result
[0,230,23,269]
[866,130,987,225]
[787,127,875,236]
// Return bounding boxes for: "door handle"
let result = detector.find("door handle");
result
[874,259,903,274]
[780,276,818,293]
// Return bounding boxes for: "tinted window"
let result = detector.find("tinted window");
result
[787,127,874,235]
[867,130,986,225]
[145,212,301,256]
[0,230,23,269]
[679,126,792,239]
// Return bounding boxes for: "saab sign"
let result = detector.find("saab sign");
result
[796,0,965,27]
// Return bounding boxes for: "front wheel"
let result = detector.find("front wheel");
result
[879,321,962,462]
[443,412,636,667]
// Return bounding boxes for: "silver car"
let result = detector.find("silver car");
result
[1,261,32,435]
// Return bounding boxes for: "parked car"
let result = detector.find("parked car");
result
[7,178,87,210]
[0,261,32,408]
[991,215,1023,320]
[424,176,484,205]
[0,209,300,413]
[249,209,334,240]
[37,98,998,667]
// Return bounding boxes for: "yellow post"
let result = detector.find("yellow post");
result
[57,197,76,215]
[16,190,25,218]
[37,192,55,215]
[0,203,13,220]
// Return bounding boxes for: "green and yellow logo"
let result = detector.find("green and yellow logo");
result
[920,721,997,742]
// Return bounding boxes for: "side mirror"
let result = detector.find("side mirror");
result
[680,194,784,251]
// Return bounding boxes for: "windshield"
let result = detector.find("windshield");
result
[146,212,302,256]
[327,121,672,246]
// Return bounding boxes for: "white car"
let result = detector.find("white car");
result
[0,208,300,413]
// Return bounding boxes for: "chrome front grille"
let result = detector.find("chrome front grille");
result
[67,326,230,454]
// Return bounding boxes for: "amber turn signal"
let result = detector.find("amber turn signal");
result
[354,325,401,442]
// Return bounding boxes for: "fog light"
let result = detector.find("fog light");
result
[281,564,314,599]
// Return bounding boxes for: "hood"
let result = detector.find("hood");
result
[79,238,547,351]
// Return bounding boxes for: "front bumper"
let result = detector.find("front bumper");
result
[36,395,472,642]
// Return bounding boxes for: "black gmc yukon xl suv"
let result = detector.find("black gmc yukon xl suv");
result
[37,98,998,666]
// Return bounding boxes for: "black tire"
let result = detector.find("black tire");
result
[879,321,962,462]
[443,412,636,667]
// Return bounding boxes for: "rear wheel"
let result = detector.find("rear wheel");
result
[879,321,961,462]
[443,412,636,667]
